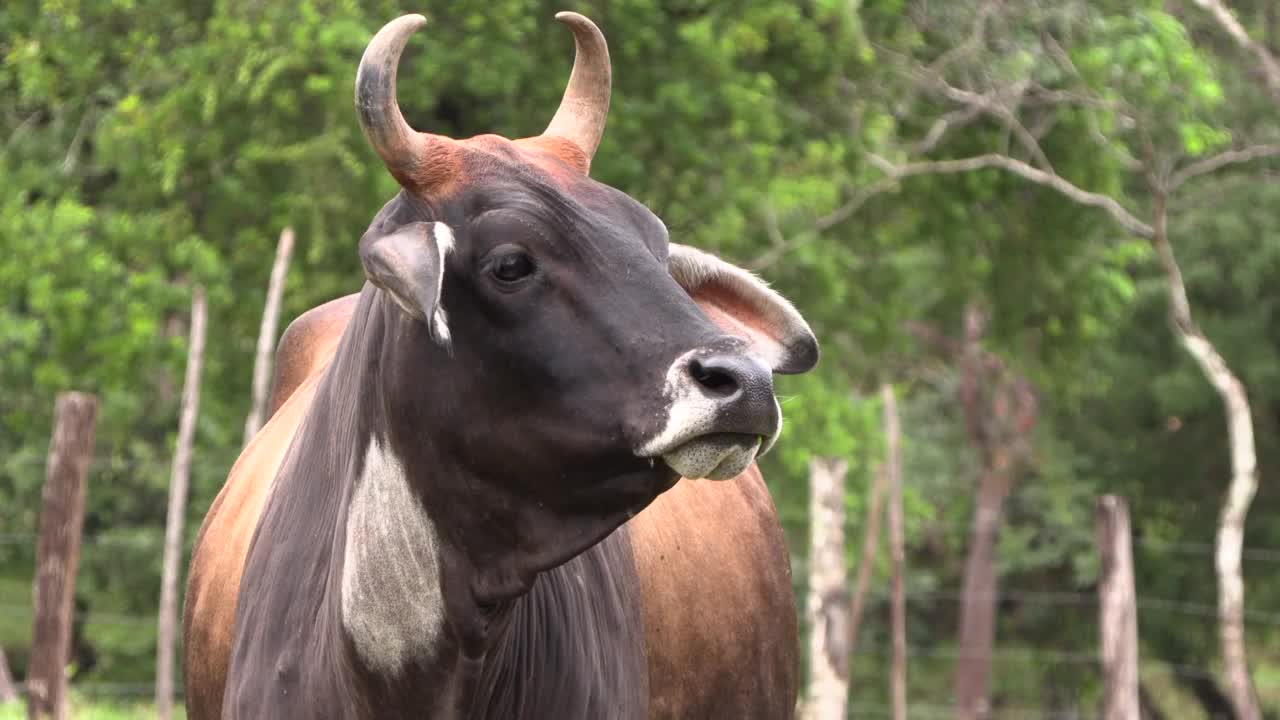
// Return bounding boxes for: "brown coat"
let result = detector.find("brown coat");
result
[183,295,798,719]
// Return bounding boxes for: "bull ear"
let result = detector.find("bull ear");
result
[668,243,818,374]
[360,221,454,345]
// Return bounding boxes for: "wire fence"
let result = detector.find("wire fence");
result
[2,566,1277,699]
[7,681,168,699]
[4,505,1279,716]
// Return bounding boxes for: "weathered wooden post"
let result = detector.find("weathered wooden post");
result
[0,646,18,702]
[27,392,98,720]
[804,456,850,720]
[156,285,208,720]
[882,383,907,720]
[1096,495,1140,720]
[243,227,295,444]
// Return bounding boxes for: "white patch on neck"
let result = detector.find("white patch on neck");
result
[431,223,454,348]
[341,436,446,674]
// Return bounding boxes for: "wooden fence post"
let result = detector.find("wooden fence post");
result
[0,646,18,703]
[156,285,208,720]
[1097,495,1140,720]
[243,227,295,444]
[804,457,850,720]
[882,383,907,720]
[27,392,98,720]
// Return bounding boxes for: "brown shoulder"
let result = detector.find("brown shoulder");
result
[267,293,359,417]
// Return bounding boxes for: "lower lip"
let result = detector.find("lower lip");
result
[696,432,764,447]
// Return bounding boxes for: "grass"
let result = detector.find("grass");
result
[0,695,185,720]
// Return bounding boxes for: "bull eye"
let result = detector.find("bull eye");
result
[491,251,535,284]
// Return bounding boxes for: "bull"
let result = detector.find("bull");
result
[182,11,817,719]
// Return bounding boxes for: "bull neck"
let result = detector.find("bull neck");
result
[223,289,465,718]
[224,289,649,719]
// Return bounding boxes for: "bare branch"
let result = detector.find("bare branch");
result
[873,153,1154,238]
[993,85,1056,173]
[61,110,93,176]
[1191,0,1280,104]
[899,51,1056,171]
[1169,144,1280,190]
[748,148,1155,272]
[7,112,43,148]
[1040,29,1083,81]
[925,0,999,78]
[1150,193,1263,720]
[913,105,985,155]
[1038,31,1145,170]
[747,173,904,272]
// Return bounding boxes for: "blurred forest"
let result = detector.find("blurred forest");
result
[2,0,1280,717]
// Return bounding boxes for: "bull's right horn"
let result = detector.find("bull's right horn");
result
[355,14,456,191]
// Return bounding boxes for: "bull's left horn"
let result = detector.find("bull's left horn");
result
[543,12,612,164]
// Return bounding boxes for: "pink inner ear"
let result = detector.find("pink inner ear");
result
[690,283,785,362]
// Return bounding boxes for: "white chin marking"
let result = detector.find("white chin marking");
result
[662,435,761,481]
[638,348,776,477]
[637,349,721,458]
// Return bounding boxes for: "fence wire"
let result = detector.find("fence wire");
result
[3,501,1278,717]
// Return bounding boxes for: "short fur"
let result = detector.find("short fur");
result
[186,256,804,718]
[184,13,815,719]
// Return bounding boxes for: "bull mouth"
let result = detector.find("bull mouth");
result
[653,432,765,481]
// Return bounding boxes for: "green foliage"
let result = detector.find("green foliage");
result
[3,0,1280,716]
[1073,7,1234,158]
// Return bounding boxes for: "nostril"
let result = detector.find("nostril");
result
[689,358,741,397]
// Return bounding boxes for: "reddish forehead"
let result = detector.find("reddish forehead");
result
[401,133,599,206]
[465,134,588,187]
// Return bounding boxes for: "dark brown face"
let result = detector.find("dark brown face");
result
[361,149,816,506]
[352,12,817,526]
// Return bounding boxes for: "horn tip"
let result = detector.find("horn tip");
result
[396,13,428,29]
[554,11,597,29]
[370,13,427,41]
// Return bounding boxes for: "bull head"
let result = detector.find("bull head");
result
[349,12,816,562]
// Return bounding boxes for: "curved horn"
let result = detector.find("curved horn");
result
[543,12,612,161]
[355,15,434,181]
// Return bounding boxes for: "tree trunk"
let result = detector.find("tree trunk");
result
[804,457,850,720]
[949,303,1038,720]
[27,392,98,720]
[953,459,1009,720]
[1096,495,1140,720]
[883,383,907,720]
[0,646,17,703]
[243,228,295,445]
[156,285,208,720]
[1151,196,1260,720]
